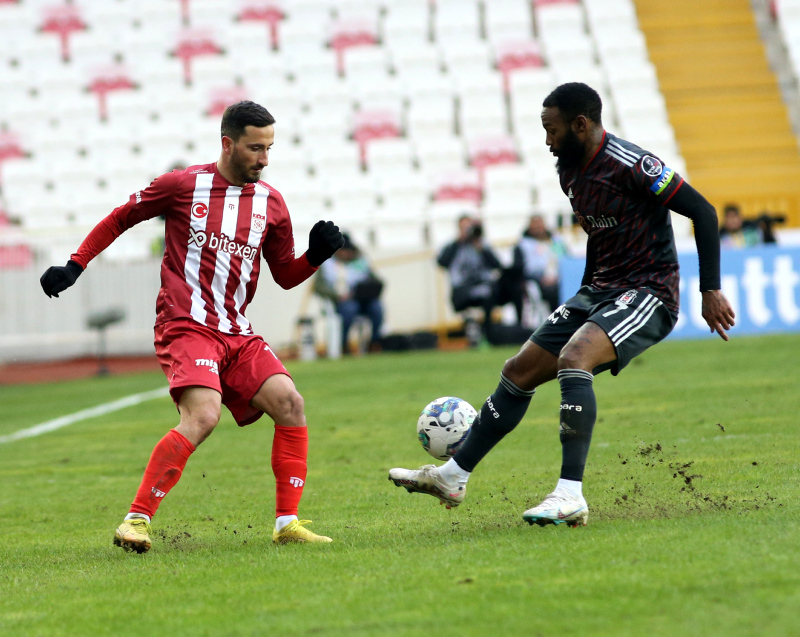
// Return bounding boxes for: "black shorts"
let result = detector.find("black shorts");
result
[530,286,678,376]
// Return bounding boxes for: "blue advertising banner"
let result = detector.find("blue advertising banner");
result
[558,244,800,339]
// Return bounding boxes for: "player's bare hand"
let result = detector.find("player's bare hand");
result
[701,289,735,341]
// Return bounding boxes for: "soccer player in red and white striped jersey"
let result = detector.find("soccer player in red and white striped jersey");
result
[41,101,345,551]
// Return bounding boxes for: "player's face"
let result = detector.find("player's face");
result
[227,125,274,184]
[541,107,585,173]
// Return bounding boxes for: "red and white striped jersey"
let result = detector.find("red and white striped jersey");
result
[71,162,317,335]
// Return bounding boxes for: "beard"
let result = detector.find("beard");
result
[230,148,263,184]
[554,128,586,175]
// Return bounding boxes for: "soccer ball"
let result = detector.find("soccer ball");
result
[417,397,477,461]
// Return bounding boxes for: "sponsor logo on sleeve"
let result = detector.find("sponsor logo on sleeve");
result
[135,191,142,204]
[649,166,675,195]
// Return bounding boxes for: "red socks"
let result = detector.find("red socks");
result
[130,429,195,519]
[128,426,307,520]
[272,425,308,517]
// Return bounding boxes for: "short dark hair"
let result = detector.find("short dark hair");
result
[542,83,602,125]
[220,101,275,141]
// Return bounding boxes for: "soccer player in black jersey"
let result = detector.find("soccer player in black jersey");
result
[389,83,735,527]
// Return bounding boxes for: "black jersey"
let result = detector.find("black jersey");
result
[559,131,685,313]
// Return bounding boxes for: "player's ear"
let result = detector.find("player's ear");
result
[572,114,589,135]
[221,135,234,155]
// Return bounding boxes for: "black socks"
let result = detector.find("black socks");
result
[557,369,597,481]
[453,374,534,472]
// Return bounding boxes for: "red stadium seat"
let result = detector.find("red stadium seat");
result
[0,244,34,269]
[432,169,483,205]
[206,85,250,116]
[0,132,26,188]
[352,108,402,166]
[39,4,87,61]
[494,39,544,93]
[172,27,225,85]
[86,64,137,120]
[467,136,520,175]
[329,18,378,74]
[238,0,285,50]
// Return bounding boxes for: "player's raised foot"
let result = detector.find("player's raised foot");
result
[388,464,465,509]
[113,518,152,553]
[272,519,333,544]
[522,491,589,528]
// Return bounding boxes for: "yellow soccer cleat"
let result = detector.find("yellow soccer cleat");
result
[113,518,153,554]
[272,519,333,544]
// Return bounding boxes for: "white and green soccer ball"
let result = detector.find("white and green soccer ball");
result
[417,397,477,461]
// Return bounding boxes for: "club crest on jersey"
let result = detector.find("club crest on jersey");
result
[641,155,663,177]
[617,290,638,305]
[251,210,266,232]
[192,202,209,219]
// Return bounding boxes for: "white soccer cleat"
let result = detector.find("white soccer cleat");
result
[522,491,589,528]
[388,464,465,509]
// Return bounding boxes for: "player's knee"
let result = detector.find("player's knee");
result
[275,388,305,426]
[501,355,525,386]
[191,404,221,432]
[557,347,588,372]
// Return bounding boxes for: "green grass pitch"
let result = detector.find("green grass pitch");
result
[1,333,798,636]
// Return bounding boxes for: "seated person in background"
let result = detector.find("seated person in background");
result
[437,215,503,335]
[512,214,568,317]
[719,204,761,248]
[314,233,384,354]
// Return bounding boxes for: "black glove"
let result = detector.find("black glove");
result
[40,260,83,298]
[306,220,344,267]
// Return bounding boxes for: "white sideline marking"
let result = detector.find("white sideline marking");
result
[0,387,170,445]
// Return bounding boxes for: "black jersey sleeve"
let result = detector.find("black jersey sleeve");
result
[666,182,722,291]
[630,153,684,206]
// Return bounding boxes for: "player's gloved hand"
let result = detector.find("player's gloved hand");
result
[306,220,345,267]
[40,260,83,298]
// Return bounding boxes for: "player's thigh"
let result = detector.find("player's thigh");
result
[558,321,616,372]
[155,319,225,407]
[250,373,305,427]
[220,337,294,426]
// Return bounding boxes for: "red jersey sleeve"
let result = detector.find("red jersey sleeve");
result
[70,171,180,268]
[262,187,318,289]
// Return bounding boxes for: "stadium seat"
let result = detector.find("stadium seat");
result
[38,4,88,62]
[342,45,391,78]
[434,0,481,44]
[494,39,545,93]
[328,16,379,74]
[205,85,251,117]
[481,163,533,215]
[374,168,430,214]
[236,2,284,50]
[406,94,457,138]
[382,0,430,46]
[171,27,225,85]
[485,0,534,43]
[86,63,137,120]
[431,168,482,205]
[364,137,415,173]
[307,137,362,177]
[439,36,493,78]
[352,108,403,166]
[459,91,509,139]
[324,171,378,226]
[415,134,466,173]
[372,209,426,250]
[467,136,520,175]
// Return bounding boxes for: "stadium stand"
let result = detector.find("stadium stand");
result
[5,0,798,268]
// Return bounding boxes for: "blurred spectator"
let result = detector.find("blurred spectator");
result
[512,214,568,319]
[719,204,761,248]
[314,233,384,354]
[437,215,503,340]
